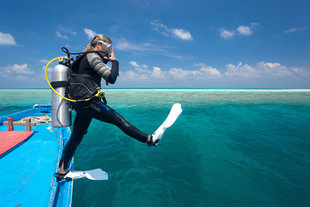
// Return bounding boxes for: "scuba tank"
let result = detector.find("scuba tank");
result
[51,60,71,128]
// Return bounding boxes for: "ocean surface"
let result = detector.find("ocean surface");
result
[1,89,310,207]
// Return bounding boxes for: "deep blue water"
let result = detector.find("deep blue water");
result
[1,89,310,207]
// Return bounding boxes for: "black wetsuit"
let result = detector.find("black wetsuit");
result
[59,54,148,170]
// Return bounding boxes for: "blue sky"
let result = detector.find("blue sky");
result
[0,0,309,88]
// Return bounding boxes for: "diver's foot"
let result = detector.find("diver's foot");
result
[147,135,156,146]
[148,127,165,146]
[54,171,71,182]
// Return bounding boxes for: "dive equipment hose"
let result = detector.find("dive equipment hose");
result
[45,57,105,103]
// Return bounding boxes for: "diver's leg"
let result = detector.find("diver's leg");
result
[87,101,150,143]
[58,112,92,173]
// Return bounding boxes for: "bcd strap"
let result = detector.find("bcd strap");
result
[51,81,67,88]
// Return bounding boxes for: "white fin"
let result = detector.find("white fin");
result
[152,103,182,145]
[64,168,108,180]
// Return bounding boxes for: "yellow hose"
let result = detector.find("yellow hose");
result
[45,57,105,102]
[45,57,77,102]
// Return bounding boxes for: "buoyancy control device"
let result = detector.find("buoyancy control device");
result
[65,54,101,101]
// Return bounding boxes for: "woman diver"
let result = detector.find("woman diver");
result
[54,34,162,181]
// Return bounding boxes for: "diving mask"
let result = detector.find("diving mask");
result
[98,40,112,53]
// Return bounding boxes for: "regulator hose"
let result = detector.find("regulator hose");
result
[44,56,105,103]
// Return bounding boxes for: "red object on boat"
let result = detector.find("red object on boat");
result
[0,131,34,156]
[8,118,14,131]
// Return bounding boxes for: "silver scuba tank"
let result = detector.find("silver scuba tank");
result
[52,61,71,128]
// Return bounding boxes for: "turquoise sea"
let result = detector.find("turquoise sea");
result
[1,89,310,207]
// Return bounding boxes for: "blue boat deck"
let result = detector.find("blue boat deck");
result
[0,105,73,207]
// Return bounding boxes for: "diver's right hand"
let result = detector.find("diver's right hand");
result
[109,47,116,61]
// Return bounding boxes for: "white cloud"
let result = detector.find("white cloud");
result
[126,60,163,80]
[56,31,68,39]
[0,63,35,80]
[116,39,146,51]
[221,23,258,39]
[237,25,253,35]
[251,22,260,27]
[40,59,49,64]
[117,39,186,61]
[0,32,17,46]
[60,26,77,35]
[122,61,222,81]
[129,61,140,68]
[115,38,168,52]
[150,21,170,36]
[167,67,190,79]
[152,66,165,78]
[84,28,96,39]
[196,63,222,76]
[14,75,28,80]
[172,29,193,41]
[151,21,193,41]
[284,26,307,34]
[57,25,77,36]
[40,59,51,73]
[255,62,293,76]
[224,61,305,78]
[10,64,34,74]
[129,61,148,69]
[119,60,309,87]
[220,29,235,39]
[55,26,77,40]
[225,62,258,77]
